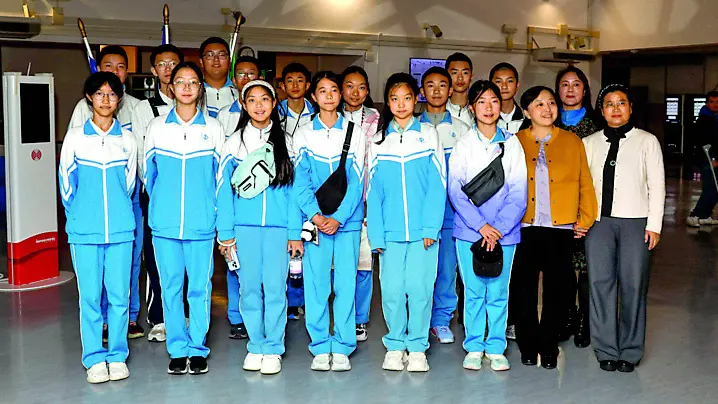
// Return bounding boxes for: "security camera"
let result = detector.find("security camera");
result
[422,23,443,39]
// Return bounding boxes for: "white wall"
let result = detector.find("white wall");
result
[593,0,718,50]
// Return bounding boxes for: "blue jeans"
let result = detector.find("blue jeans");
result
[691,166,718,218]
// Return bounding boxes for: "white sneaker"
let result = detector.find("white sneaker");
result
[147,323,166,342]
[406,352,430,372]
[382,350,407,371]
[243,353,263,371]
[331,354,351,371]
[108,362,130,381]
[463,352,484,370]
[86,362,110,384]
[485,353,511,371]
[699,217,718,225]
[260,355,282,375]
[311,353,331,371]
[687,216,701,227]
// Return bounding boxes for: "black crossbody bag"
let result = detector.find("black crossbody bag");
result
[315,121,355,215]
[461,143,505,207]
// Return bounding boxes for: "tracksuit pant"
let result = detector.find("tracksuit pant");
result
[304,230,360,356]
[287,279,305,308]
[71,242,132,368]
[431,228,458,327]
[227,268,243,325]
[153,236,214,359]
[235,226,290,355]
[585,217,650,364]
[456,240,516,354]
[379,240,439,353]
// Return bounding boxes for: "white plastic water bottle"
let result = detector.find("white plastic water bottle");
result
[289,254,303,288]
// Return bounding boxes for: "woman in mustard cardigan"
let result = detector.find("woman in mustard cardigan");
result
[512,86,598,369]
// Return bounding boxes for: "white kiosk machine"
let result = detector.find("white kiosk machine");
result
[3,72,59,286]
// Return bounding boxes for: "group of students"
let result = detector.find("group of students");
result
[59,37,666,384]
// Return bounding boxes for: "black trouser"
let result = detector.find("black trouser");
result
[141,190,189,325]
[514,226,574,358]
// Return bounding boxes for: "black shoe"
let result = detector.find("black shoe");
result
[541,355,557,369]
[229,323,248,339]
[189,356,208,375]
[573,312,590,348]
[168,357,188,375]
[617,360,635,373]
[521,354,537,366]
[287,306,300,320]
[127,321,145,339]
[599,360,618,372]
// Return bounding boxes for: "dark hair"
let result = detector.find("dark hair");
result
[468,80,502,107]
[234,55,260,71]
[83,71,124,107]
[445,52,473,72]
[520,86,557,111]
[376,72,419,144]
[98,45,128,65]
[308,71,342,116]
[150,44,184,66]
[421,66,452,88]
[555,66,595,114]
[199,37,229,56]
[489,62,519,82]
[707,90,718,99]
[237,82,294,187]
[169,62,206,111]
[281,62,310,81]
[595,83,633,111]
[340,65,375,110]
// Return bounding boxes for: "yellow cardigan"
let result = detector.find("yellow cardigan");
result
[516,126,598,229]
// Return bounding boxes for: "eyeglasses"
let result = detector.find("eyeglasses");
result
[604,100,629,109]
[203,51,229,60]
[93,91,119,102]
[173,78,201,89]
[155,60,178,70]
[235,72,258,80]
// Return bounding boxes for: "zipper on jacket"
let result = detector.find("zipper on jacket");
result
[102,166,109,243]
[261,191,267,226]
[401,158,409,241]
[179,155,187,239]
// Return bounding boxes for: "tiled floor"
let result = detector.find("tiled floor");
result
[1,178,717,403]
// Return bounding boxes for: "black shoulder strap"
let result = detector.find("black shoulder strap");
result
[338,121,355,169]
[498,142,505,158]
[148,97,161,118]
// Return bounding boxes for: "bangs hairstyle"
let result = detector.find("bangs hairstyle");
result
[281,62,310,81]
[340,65,375,110]
[421,66,452,88]
[489,62,519,82]
[83,71,124,107]
[555,66,595,115]
[595,83,633,111]
[169,61,206,111]
[199,36,229,56]
[445,52,473,72]
[237,82,294,187]
[376,72,419,144]
[468,80,501,106]
[150,44,184,66]
[520,86,557,111]
[234,55,260,72]
[308,71,342,116]
[98,45,128,65]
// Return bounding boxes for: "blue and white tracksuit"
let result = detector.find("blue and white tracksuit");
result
[419,112,470,328]
[59,119,137,368]
[279,98,314,309]
[69,94,143,325]
[217,123,303,355]
[204,80,238,119]
[367,117,446,353]
[448,127,527,354]
[144,108,224,359]
[216,99,245,326]
[293,113,364,356]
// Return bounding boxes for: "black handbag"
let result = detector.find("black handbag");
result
[461,143,505,207]
[470,240,503,278]
[315,121,355,215]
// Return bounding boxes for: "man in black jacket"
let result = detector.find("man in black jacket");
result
[688,91,718,227]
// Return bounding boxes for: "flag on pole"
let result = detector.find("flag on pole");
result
[77,19,98,74]
[162,4,170,45]
[228,12,245,79]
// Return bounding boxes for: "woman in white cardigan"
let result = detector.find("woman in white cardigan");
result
[582,84,665,374]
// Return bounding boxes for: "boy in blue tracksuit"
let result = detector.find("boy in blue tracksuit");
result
[293,72,364,372]
[419,67,471,344]
[217,80,304,375]
[60,72,137,384]
[367,73,446,372]
[144,62,224,375]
